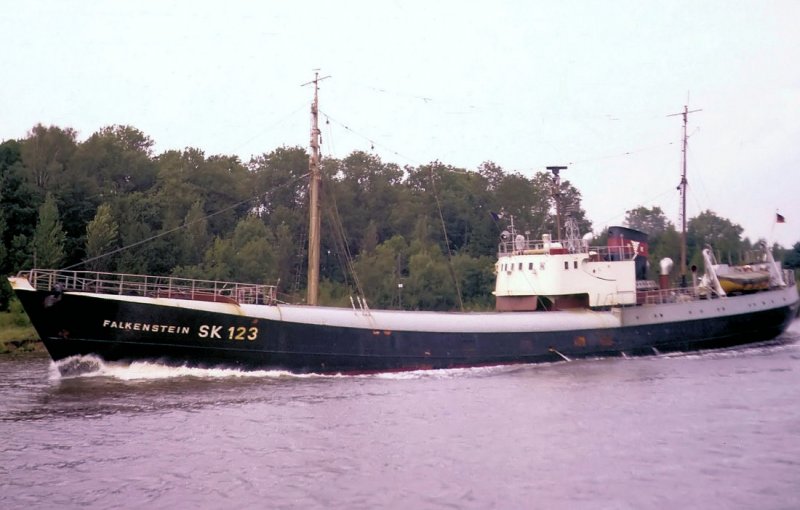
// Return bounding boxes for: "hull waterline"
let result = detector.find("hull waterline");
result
[12,281,799,374]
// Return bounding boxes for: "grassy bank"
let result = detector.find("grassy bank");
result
[0,299,41,353]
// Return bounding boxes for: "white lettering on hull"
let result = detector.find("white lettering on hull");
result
[102,319,190,335]
[100,320,260,341]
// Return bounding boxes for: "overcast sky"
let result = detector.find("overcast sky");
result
[3,0,798,247]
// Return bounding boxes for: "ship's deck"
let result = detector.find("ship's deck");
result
[14,267,795,310]
[16,269,277,306]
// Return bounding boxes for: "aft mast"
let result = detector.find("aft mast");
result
[303,71,328,305]
[668,104,701,285]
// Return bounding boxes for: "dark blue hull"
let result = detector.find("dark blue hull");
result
[14,285,800,373]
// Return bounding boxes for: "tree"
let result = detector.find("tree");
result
[228,215,277,283]
[494,172,545,237]
[113,192,174,274]
[624,206,680,280]
[452,253,495,310]
[20,124,77,192]
[353,235,408,308]
[175,200,210,267]
[175,215,280,284]
[249,146,308,216]
[405,243,456,311]
[0,207,6,271]
[624,206,671,237]
[191,237,235,281]
[0,140,40,273]
[325,151,405,256]
[32,193,66,268]
[0,204,8,311]
[70,125,157,197]
[157,149,252,238]
[84,203,119,272]
[405,162,495,256]
[687,210,744,268]
[477,161,505,191]
[784,242,800,270]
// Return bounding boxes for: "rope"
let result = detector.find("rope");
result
[63,171,312,271]
[429,166,464,312]
[324,180,367,303]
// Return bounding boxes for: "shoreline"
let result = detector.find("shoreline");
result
[0,337,44,355]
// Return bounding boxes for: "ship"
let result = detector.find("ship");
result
[8,78,800,373]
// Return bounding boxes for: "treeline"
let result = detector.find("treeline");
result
[2,124,798,311]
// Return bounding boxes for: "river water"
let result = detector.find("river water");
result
[2,320,800,509]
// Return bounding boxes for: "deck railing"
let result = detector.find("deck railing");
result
[498,239,636,261]
[636,286,710,305]
[17,269,277,306]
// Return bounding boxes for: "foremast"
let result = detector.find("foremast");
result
[304,72,328,305]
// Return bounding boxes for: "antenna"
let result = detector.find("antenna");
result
[667,104,701,285]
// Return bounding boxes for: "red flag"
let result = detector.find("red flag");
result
[776,213,785,223]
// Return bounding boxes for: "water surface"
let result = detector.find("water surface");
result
[2,321,799,509]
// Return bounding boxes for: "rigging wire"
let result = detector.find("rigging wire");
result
[428,166,465,312]
[231,102,309,156]
[289,213,309,298]
[593,187,676,230]
[323,180,369,305]
[63,171,312,271]
[566,141,677,167]
[317,114,369,303]
[323,106,682,185]
[319,110,419,164]
[323,114,336,158]
[316,104,694,304]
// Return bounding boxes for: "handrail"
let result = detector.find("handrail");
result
[498,240,637,261]
[637,286,711,305]
[17,269,277,306]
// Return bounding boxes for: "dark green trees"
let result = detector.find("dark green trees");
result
[2,122,794,312]
[32,193,66,269]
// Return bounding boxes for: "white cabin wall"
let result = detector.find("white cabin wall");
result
[495,255,637,307]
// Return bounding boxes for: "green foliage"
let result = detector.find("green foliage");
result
[84,203,119,271]
[0,199,6,273]
[2,122,797,312]
[353,235,408,308]
[0,297,38,352]
[33,193,66,268]
[71,125,157,195]
[176,215,280,285]
[624,206,680,279]
[648,227,681,278]
[19,124,77,191]
[688,210,745,268]
[0,278,11,312]
[228,215,277,283]
[405,245,456,310]
[452,254,495,310]
[175,200,210,267]
[324,151,405,257]
[625,206,672,236]
[0,140,39,273]
[784,242,800,269]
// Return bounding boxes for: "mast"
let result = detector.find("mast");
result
[668,105,701,285]
[547,166,568,240]
[303,71,329,305]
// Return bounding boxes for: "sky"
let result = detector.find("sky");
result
[2,0,799,247]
